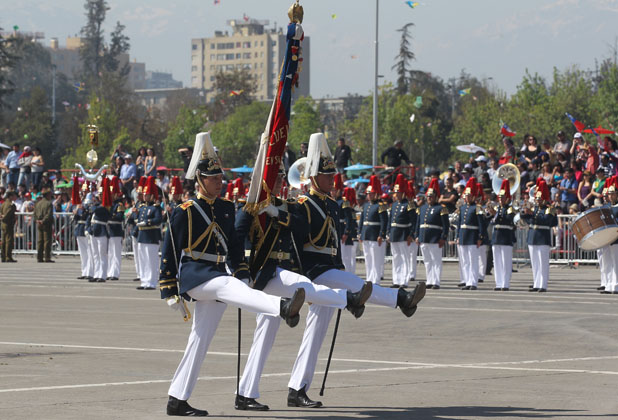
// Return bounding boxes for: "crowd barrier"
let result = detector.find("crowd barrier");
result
[5,212,599,266]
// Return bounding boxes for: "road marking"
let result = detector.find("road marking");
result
[0,341,234,356]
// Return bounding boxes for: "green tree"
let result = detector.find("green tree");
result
[10,86,55,161]
[161,106,210,169]
[0,29,19,110]
[590,60,618,130]
[210,69,257,121]
[392,23,415,95]
[288,96,322,150]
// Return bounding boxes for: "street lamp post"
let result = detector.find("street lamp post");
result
[372,0,379,170]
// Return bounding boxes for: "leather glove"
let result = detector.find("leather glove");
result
[259,205,279,218]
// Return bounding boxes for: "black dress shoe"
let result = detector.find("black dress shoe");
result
[287,386,322,408]
[144,286,156,290]
[529,288,539,292]
[106,277,111,280]
[110,277,119,281]
[432,285,440,290]
[44,260,55,263]
[390,284,399,288]
[397,282,426,317]
[346,281,372,319]
[469,286,478,290]
[597,286,605,291]
[77,275,86,279]
[457,282,465,288]
[167,396,208,416]
[478,279,484,283]
[280,288,305,327]
[133,277,140,282]
[235,395,269,411]
[97,278,106,282]
[501,288,509,291]
[136,286,145,290]
[462,286,471,290]
[426,284,434,289]
[409,278,415,282]
[494,287,501,291]
[528,285,535,289]
[538,288,546,293]
[7,259,17,262]
[88,277,98,283]
[601,290,612,294]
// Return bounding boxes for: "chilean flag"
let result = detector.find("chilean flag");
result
[246,21,304,222]
[565,112,586,132]
[501,122,516,137]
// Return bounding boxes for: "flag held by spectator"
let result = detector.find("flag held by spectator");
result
[500,121,516,137]
[565,112,586,132]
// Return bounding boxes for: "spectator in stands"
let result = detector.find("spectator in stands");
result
[454,161,463,177]
[591,167,607,206]
[439,176,459,213]
[487,158,499,179]
[487,146,498,162]
[120,154,137,196]
[282,144,296,173]
[556,151,569,170]
[5,144,20,187]
[521,135,540,164]
[110,144,127,163]
[554,131,571,162]
[559,168,578,212]
[598,153,615,177]
[156,169,170,194]
[0,146,10,188]
[135,147,147,178]
[17,146,33,189]
[299,142,308,158]
[144,148,157,177]
[474,155,488,179]
[111,156,124,177]
[334,137,352,173]
[541,139,555,165]
[381,140,411,168]
[177,146,193,176]
[30,147,45,189]
[577,170,594,210]
[500,137,516,164]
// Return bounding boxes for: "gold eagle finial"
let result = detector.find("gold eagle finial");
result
[288,1,303,24]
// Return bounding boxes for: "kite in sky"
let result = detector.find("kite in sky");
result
[73,82,85,92]
[214,0,220,4]
[243,14,250,22]
[414,96,422,109]
[459,88,471,97]
[230,90,244,96]
[350,55,358,59]
[405,1,420,8]
[331,14,337,19]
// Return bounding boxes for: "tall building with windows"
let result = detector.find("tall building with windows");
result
[191,19,310,102]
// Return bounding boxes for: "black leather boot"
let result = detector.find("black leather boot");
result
[166,396,208,416]
[280,288,305,327]
[346,281,373,319]
[235,395,269,411]
[287,386,323,408]
[397,282,426,317]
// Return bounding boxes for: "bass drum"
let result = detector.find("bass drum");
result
[571,206,618,250]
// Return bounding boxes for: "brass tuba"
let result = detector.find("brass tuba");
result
[288,157,310,189]
[492,163,520,197]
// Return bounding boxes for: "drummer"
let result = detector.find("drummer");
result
[521,179,557,292]
[602,176,618,294]
[596,182,613,292]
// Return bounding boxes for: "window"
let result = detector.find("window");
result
[243,52,251,59]
[236,42,241,48]
[217,54,225,60]
[210,43,215,49]
[210,54,215,60]
[254,52,258,58]
[192,44,198,50]
[243,63,252,70]
[260,62,263,68]
[272,40,277,46]
[210,65,215,70]
[261,40,264,46]
[217,42,234,49]
[210,76,215,82]
[254,63,258,69]
[242,41,251,48]
[260,52,264,57]
[226,53,234,60]
[191,65,197,71]
[236,53,241,59]
[254,41,258,47]
[226,64,235,71]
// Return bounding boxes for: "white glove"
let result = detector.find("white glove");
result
[259,205,279,218]
[166,296,181,311]
[137,221,146,227]
[84,231,90,238]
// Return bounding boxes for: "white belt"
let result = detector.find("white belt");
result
[391,223,411,228]
[531,225,550,230]
[494,225,513,230]
[420,224,441,230]
[303,244,337,256]
[77,221,86,224]
[185,251,227,263]
[364,221,381,226]
[92,221,107,225]
[108,221,122,225]
[460,224,479,230]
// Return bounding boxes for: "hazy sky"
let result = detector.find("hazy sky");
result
[3,0,618,98]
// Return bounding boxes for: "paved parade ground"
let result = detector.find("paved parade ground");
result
[1,256,617,419]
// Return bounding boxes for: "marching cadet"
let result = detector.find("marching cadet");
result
[159,133,305,417]
[406,180,419,283]
[72,177,92,279]
[602,176,618,294]
[106,176,124,281]
[136,176,162,290]
[128,176,147,282]
[488,179,516,291]
[340,186,359,273]
[89,178,112,281]
[332,172,344,202]
[415,179,450,289]
[359,175,388,284]
[522,179,557,292]
[475,184,491,284]
[387,174,415,288]
[598,177,615,293]
[34,186,54,263]
[456,178,486,290]
[286,133,425,408]
[234,165,371,411]
[1,190,17,262]
[168,176,184,208]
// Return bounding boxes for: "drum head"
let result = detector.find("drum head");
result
[579,226,618,250]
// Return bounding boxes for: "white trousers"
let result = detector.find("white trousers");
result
[478,245,487,281]
[457,244,465,284]
[92,236,108,280]
[288,269,397,393]
[460,245,480,287]
[605,244,618,292]
[362,241,385,285]
[107,237,122,278]
[391,242,409,286]
[492,245,513,289]
[598,246,610,288]
[138,242,159,288]
[420,243,442,286]
[168,276,281,401]
[341,241,358,274]
[76,236,93,277]
[131,236,140,279]
[528,245,550,290]
[407,241,418,280]
[238,268,347,399]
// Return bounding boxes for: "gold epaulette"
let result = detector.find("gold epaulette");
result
[416,208,420,215]
[342,200,351,209]
[297,196,308,204]
[507,207,514,214]
[476,206,483,215]
[407,202,417,211]
[378,203,388,213]
[440,205,449,216]
[180,201,194,210]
